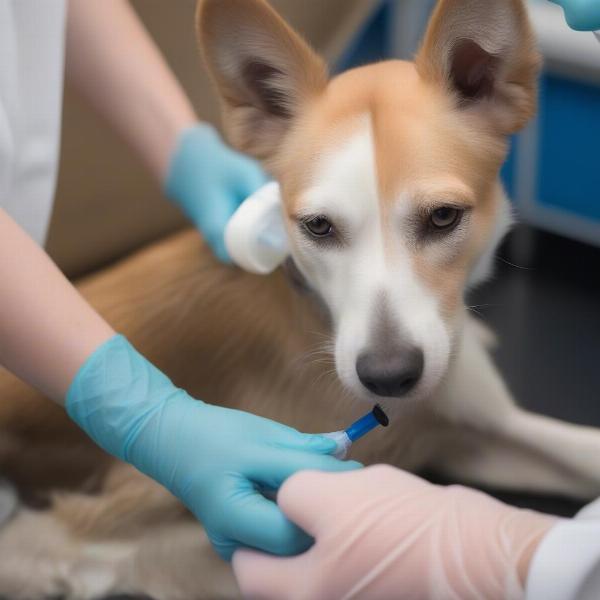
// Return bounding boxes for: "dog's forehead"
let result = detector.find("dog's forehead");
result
[296,116,378,220]
[284,60,502,213]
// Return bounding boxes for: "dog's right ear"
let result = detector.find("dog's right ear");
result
[197,0,327,161]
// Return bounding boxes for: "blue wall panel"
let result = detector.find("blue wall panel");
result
[537,75,600,222]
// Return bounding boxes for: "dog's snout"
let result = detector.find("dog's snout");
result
[356,347,424,397]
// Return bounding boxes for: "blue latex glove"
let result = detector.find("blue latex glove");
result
[549,0,600,31]
[66,335,360,560]
[165,124,268,263]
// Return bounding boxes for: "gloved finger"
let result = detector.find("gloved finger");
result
[227,487,313,556]
[192,190,238,235]
[206,234,233,264]
[232,155,270,196]
[248,449,362,499]
[276,465,425,537]
[233,548,302,600]
[193,191,240,261]
[274,469,349,537]
[271,429,339,455]
[549,0,600,30]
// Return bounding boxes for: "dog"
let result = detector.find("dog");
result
[2,0,600,597]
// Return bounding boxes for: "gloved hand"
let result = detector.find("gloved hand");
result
[165,124,268,262]
[549,0,600,31]
[234,466,558,600]
[66,335,360,560]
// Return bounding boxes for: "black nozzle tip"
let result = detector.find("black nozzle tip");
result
[372,404,389,427]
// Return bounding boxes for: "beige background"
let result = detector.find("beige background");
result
[47,0,376,278]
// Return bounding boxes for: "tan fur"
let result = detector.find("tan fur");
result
[3,2,600,599]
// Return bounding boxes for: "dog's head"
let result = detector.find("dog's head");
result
[198,0,539,406]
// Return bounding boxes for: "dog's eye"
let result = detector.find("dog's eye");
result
[430,207,462,231]
[304,216,333,237]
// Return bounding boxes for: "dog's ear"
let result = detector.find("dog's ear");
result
[416,0,541,134]
[197,0,327,160]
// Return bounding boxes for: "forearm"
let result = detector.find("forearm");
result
[65,0,197,180]
[0,209,114,403]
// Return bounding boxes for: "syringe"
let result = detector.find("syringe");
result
[323,405,389,459]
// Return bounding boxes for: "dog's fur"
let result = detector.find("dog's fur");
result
[3,1,600,598]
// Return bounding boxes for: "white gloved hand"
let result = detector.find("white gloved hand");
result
[233,465,557,600]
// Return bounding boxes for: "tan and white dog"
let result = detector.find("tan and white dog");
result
[1,0,600,598]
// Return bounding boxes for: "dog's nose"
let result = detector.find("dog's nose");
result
[356,347,424,397]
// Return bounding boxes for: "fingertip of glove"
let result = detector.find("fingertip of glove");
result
[317,456,363,474]
[343,459,364,471]
[211,539,236,562]
[244,169,271,193]
[202,232,232,264]
[304,435,338,454]
[214,245,233,264]
[274,524,313,556]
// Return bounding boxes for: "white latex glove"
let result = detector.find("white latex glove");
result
[233,465,557,600]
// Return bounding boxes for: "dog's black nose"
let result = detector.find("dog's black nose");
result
[356,347,424,397]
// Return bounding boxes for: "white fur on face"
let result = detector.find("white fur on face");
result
[467,191,513,289]
[288,118,452,405]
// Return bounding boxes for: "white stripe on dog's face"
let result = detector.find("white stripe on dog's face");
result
[288,118,451,405]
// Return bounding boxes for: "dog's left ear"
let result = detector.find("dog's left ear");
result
[416,0,541,134]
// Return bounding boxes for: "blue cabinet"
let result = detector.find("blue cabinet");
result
[537,76,600,222]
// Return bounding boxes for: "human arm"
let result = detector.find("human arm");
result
[233,465,557,599]
[0,208,359,558]
[65,0,267,261]
[65,0,194,180]
[0,208,114,401]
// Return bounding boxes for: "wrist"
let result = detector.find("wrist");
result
[165,122,221,207]
[65,334,177,462]
[514,511,558,589]
[159,114,199,178]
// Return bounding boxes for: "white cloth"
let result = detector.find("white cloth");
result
[0,0,66,246]
[527,498,600,600]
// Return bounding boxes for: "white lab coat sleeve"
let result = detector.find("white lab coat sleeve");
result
[0,0,66,246]
[526,498,600,600]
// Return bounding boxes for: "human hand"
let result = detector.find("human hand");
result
[66,335,360,560]
[549,0,600,31]
[165,124,268,262]
[234,465,557,599]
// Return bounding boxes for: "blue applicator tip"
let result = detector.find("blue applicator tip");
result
[322,405,389,459]
[345,405,389,442]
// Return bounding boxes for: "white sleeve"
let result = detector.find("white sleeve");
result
[526,499,600,600]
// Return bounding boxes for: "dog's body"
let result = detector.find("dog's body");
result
[2,229,600,599]
[2,0,600,598]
